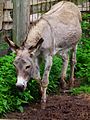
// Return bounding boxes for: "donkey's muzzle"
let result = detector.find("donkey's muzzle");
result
[16,84,24,92]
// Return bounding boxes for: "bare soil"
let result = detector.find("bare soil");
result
[4,94,90,120]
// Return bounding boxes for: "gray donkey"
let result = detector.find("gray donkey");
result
[5,1,82,106]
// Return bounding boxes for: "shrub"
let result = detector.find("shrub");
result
[71,85,90,95]
[75,13,90,83]
[76,37,90,83]
[0,54,34,116]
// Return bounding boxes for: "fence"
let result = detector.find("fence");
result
[0,0,90,29]
[0,0,13,31]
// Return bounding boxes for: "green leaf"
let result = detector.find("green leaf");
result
[18,106,24,113]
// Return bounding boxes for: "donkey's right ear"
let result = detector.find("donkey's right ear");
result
[4,36,19,52]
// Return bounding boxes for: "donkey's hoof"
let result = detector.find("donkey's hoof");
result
[41,102,46,109]
[60,80,67,90]
[69,79,75,89]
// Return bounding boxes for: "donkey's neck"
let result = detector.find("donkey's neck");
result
[25,19,45,48]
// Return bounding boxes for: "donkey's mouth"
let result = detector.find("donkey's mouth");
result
[16,84,25,92]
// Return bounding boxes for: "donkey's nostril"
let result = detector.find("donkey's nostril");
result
[16,84,24,92]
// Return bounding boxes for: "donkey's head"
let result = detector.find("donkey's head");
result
[4,36,43,91]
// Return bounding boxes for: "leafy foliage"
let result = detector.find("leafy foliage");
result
[0,54,34,116]
[71,86,90,95]
[75,13,90,83]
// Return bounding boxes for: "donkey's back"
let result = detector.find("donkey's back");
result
[37,1,82,53]
[45,1,82,22]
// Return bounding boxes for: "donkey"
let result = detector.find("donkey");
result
[5,1,82,105]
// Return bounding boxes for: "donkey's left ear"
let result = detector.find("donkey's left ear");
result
[29,38,44,53]
[4,36,19,52]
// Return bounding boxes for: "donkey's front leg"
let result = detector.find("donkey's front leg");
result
[33,58,43,96]
[41,54,52,108]
[34,58,41,82]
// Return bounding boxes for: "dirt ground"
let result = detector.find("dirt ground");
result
[4,94,90,120]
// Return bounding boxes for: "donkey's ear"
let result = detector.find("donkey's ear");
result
[34,38,44,49]
[29,38,44,53]
[4,36,19,52]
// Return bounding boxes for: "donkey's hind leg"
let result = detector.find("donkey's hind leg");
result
[69,46,77,88]
[60,51,69,89]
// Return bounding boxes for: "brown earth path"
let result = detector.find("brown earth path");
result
[4,94,90,120]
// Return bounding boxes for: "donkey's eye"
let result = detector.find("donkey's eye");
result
[25,65,31,69]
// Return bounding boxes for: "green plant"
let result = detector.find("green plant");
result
[0,53,34,116]
[75,13,90,83]
[0,30,12,51]
[76,37,90,82]
[71,85,90,95]
[81,13,90,37]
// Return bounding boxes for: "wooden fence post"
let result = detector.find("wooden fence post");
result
[0,0,3,30]
[13,0,30,46]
